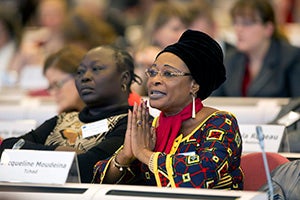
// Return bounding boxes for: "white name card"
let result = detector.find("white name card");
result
[0,150,75,184]
[81,119,109,138]
[239,124,286,153]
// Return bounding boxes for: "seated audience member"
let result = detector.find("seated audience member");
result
[131,45,161,96]
[139,1,190,50]
[43,45,86,113]
[62,7,118,50]
[8,0,68,75]
[0,45,141,183]
[130,1,190,96]
[213,0,300,97]
[0,7,22,86]
[187,0,236,56]
[93,30,243,189]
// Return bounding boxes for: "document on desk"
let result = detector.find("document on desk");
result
[0,150,76,184]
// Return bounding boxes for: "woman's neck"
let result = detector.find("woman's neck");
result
[245,39,271,80]
[87,102,128,116]
[247,39,271,63]
[163,100,192,117]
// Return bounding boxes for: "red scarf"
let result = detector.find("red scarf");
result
[154,98,203,153]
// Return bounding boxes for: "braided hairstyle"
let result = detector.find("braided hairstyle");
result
[107,45,142,92]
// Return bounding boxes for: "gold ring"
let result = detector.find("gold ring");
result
[136,120,143,127]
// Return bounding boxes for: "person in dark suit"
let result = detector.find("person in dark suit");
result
[212,0,300,97]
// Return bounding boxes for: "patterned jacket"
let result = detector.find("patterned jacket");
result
[93,111,244,189]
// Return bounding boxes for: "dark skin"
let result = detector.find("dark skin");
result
[55,46,130,153]
[75,47,130,113]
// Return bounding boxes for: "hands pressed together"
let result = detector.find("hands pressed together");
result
[116,100,156,166]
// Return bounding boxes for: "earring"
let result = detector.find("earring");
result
[192,93,196,119]
[121,84,127,92]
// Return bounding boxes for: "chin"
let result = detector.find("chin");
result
[149,100,161,110]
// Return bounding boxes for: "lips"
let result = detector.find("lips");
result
[80,85,94,95]
[149,90,166,99]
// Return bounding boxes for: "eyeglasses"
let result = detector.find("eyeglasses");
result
[47,75,73,91]
[233,19,262,27]
[145,67,191,79]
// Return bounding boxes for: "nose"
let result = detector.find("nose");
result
[148,74,162,86]
[81,69,93,83]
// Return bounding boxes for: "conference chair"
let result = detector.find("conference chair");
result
[241,152,289,191]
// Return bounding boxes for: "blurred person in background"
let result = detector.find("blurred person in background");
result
[71,0,127,48]
[8,0,68,77]
[43,45,86,114]
[130,1,190,96]
[138,1,190,50]
[131,45,161,97]
[213,0,300,97]
[0,7,22,87]
[62,7,117,50]
[187,0,236,56]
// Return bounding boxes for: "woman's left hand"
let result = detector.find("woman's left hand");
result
[130,100,156,160]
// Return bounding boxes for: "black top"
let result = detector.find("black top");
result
[0,105,130,183]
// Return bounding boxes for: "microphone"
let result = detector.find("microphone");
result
[256,126,274,200]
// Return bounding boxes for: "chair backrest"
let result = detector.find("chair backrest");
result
[241,152,290,191]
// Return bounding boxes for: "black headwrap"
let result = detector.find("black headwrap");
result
[157,29,226,100]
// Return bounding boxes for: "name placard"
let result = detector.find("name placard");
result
[0,150,75,184]
[239,124,286,153]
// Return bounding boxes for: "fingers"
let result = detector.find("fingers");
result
[127,109,132,132]
[143,100,149,129]
[142,100,151,147]
[132,102,138,131]
[123,110,132,149]
[133,100,145,129]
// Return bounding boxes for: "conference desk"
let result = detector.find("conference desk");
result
[0,182,267,200]
[0,87,57,126]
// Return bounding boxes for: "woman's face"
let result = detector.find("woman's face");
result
[147,52,194,116]
[38,0,66,31]
[233,16,272,54]
[153,17,186,49]
[75,47,125,107]
[45,67,83,113]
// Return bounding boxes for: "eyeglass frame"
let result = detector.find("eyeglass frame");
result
[47,75,74,91]
[232,18,263,27]
[145,65,191,79]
